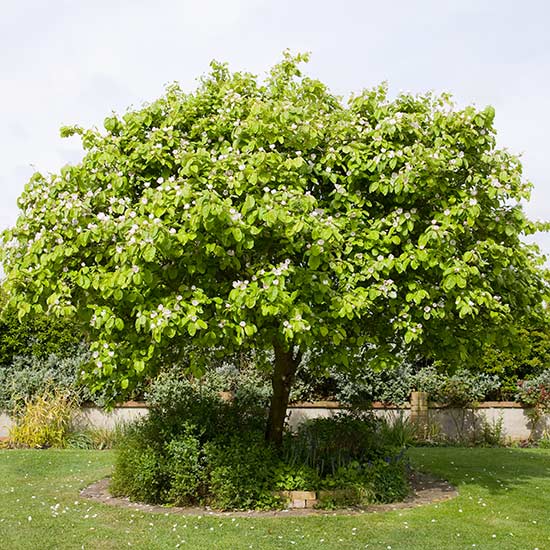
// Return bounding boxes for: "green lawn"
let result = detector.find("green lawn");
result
[0,447,548,549]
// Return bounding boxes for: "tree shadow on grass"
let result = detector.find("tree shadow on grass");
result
[408,446,550,496]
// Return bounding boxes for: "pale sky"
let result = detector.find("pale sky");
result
[1,0,549,258]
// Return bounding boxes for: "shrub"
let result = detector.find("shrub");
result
[66,431,95,449]
[515,369,550,434]
[515,369,550,410]
[0,344,93,415]
[164,425,205,506]
[0,307,83,366]
[110,421,167,503]
[112,374,274,508]
[378,414,418,448]
[203,434,280,510]
[283,413,409,504]
[293,361,501,408]
[332,365,414,407]
[413,365,446,397]
[112,378,409,510]
[318,457,408,504]
[367,458,410,503]
[271,462,320,491]
[436,369,500,407]
[477,415,505,447]
[9,389,75,448]
[88,424,128,449]
[145,369,268,439]
[412,366,501,407]
[474,325,550,398]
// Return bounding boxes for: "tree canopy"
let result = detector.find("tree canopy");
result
[1,52,548,443]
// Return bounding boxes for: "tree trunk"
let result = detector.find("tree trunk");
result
[265,341,300,448]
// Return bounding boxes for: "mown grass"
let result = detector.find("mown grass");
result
[0,447,548,549]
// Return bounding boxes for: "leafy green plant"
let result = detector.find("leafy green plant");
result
[283,413,390,477]
[317,455,409,505]
[331,364,414,407]
[67,424,128,450]
[378,413,418,447]
[516,369,550,410]
[474,324,550,398]
[271,462,320,491]
[203,434,280,510]
[66,431,95,449]
[112,374,276,509]
[435,369,500,407]
[477,414,505,447]
[164,427,205,505]
[9,389,76,448]
[367,458,410,503]
[539,430,550,449]
[110,422,167,504]
[0,297,83,366]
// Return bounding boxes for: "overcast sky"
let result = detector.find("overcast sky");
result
[1,0,549,259]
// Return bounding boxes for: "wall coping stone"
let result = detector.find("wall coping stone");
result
[88,400,529,410]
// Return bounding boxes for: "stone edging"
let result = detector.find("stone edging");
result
[80,471,458,517]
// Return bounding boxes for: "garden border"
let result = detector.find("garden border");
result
[80,470,458,517]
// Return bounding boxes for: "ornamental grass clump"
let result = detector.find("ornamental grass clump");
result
[9,389,76,449]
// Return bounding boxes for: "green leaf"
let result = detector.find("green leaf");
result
[444,275,456,290]
[17,302,31,321]
[308,255,321,269]
[134,361,145,373]
[243,195,255,213]
[232,228,243,242]
[104,116,117,132]
[143,246,156,262]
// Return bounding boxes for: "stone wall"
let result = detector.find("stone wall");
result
[286,401,548,441]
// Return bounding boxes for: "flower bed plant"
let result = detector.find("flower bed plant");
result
[110,374,409,510]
